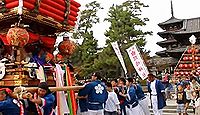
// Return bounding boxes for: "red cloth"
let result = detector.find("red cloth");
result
[0,88,12,94]
[0,34,9,45]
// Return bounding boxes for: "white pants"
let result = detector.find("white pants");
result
[151,96,163,115]
[77,111,88,115]
[126,104,145,115]
[88,109,104,115]
[139,97,150,115]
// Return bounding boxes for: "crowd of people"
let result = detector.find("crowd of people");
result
[175,76,200,115]
[76,73,167,115]
[0,72,200,115]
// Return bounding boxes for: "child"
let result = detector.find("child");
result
[184,83,192,114]
[193,91,200,115]
[104,82,120,115]
[177,85,187,115]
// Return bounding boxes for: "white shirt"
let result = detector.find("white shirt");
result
[150,80,157,95]
[195,98,200,108]
[184,88,192,100]
[105,91,120,112]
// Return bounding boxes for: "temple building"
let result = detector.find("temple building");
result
[148,1,200,75]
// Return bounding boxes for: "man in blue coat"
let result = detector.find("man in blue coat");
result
[79,72,108,115]
[0,88,24,115]
[28,82,55,115]
[147,73,166,115]
[133,78,150,115]
[119,78,145,115]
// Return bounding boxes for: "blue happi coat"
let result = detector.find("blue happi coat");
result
[80,80,108,110]
[0,97,21,115]
[147,80,166,109]
[134,84,145,100]
[126,85,138,105]
[35,93,55,115]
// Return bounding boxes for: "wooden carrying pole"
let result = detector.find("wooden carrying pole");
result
[25,86,84,92]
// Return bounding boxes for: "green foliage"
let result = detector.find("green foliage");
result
[71,0,152,79]
[93,0,152,78]
[71,1,103,78]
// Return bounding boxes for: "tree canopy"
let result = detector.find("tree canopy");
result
[71,0,152,79]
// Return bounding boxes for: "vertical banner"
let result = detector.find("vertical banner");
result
[66,66,77,115]
[111,41,127,74]
[55,64,69,115]
[126,44,149,80]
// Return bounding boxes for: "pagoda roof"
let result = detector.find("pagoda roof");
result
[157,39,177,48]
[166,47,186,53]
[147,57,178,67]
[158,16,184,29]
[156,46,186,58]
[157,31,174,38]
[155,50,168,57]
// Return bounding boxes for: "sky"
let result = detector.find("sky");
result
[75,0,200,56]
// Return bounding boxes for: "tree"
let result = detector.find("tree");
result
[93,0,152,78]
[71,1,103,78]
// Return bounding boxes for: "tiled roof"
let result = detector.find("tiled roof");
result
[156,39,177,48]
[158,16,183,26]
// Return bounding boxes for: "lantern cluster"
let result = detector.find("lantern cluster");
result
[174,71,200,76]
[187,48,198,53]
[174,46,200,77]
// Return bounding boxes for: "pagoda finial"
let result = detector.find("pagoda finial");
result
[171,0,174,17]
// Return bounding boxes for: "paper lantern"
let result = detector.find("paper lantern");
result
[183,57,189,61]
[174,72,179,75]
[184,64,188,68]
[195,57,199,60]
[189,57,193,60]
[179,64,183,68]
[183,57,186,61]
[195,49,199,53]
[6,27,29,47]
[185,72,189,75]
[187,49,192,53]
[188,64,193,68]
[180,72,184,75]
[58,38,76,56]
[196,64,199,67]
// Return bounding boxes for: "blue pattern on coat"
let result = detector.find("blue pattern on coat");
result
[148,80,166,109]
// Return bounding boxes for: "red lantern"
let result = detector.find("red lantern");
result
[184,64,188,68]
[196,64,199,67]
[185,57,189,60]
[175,72,179,75]
[189,64,193,68]
[185,72,189,75]
[195,49,199,53]
[195,57,199,60]
[187,49,192,53]
[189,57,193,60]
[6,27,29,47]
[183,57,189,61]
[196,72,199,75]
[58,37,76,56]
[179,64,184,68]
[180,72,184,75]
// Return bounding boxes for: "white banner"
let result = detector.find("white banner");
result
[111,42,127,74]
[126,44,149,80]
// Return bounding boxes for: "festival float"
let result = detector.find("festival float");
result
[174,35,200,78]
[0,0,81,87]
